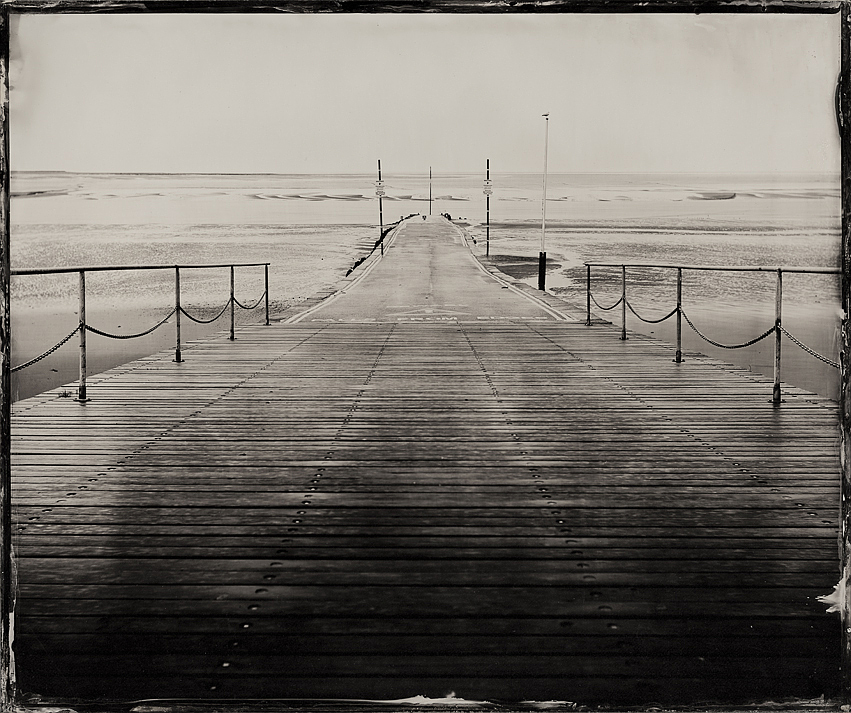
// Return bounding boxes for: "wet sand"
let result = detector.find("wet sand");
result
[484,253,562,281]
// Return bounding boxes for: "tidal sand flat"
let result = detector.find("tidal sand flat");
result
[11,171,840,401]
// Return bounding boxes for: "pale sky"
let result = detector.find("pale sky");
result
[9,12,842,175]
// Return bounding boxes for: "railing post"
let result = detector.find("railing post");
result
[230,265,235,341]
[174,266,183,363]
[586,265,591,326]
[675,267,683,363]
[620,265,627,341]
[265,264,270,326]
[773,268,782,404]
[76,270,89,402]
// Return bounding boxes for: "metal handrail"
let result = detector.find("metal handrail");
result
[13,262,271,402]
[584,262,840,275]
[11,262,269,276]
[584,262,841,404]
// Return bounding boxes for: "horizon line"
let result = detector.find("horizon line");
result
[10,169,841,177]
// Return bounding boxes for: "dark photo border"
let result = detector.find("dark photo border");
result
[0,1,847,708]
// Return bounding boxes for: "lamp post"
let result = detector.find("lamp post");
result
[538,113,549,291]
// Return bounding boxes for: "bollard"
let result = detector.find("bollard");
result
[174,267,183,362]
[265,264,270,326]
[620,265,627,341]
[230,266,235,341]
[538,252,547,291]
[675,268,683,363]
[586,264,591,326]
[76,271,89,402]
[773,269,782,404]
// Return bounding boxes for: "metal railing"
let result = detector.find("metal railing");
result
[11,262,270,402]
[584,262,841,404]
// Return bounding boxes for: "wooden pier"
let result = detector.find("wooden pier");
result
[10,217,841,706]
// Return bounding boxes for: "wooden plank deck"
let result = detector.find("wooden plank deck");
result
[10,217,841,706]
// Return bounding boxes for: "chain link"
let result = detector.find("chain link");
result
[13,281,267,376]
[85,309,176,340]
[590,292,624,312]
[625,299,678,325]
[11,324,81,373]
[681,308,775,349]
[779,326,839,369]
[233,291,267,311]
[180,300,231,325]
[589,278,838,370]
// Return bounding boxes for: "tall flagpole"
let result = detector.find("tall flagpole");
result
[538,113,549,291]
[429,166,432,216]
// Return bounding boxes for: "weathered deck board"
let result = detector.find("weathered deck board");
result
[9,217,842,706]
